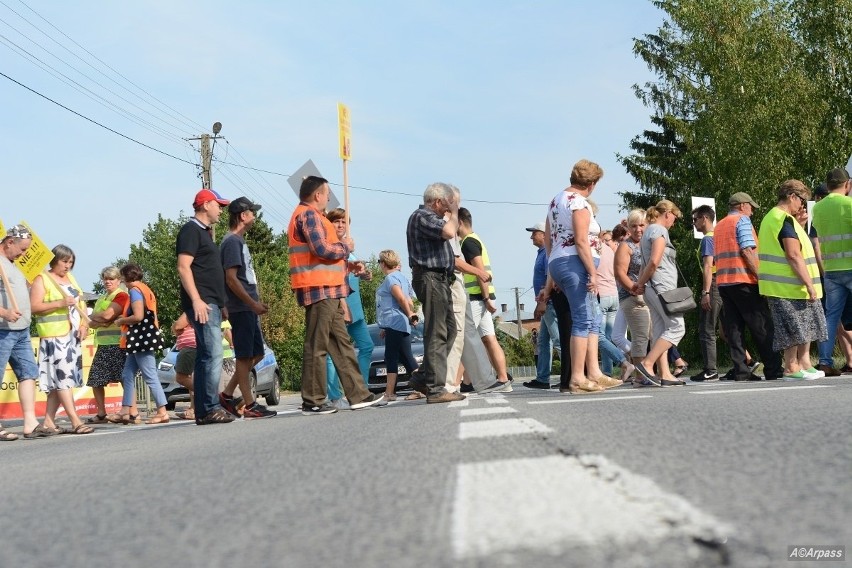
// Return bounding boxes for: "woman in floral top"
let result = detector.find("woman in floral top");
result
[545,159,621,393]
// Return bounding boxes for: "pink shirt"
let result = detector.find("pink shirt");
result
[596,244,617,297]
[175,324,196,350]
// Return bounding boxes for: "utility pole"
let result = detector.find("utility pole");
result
[513,287,523,340]
[188,122,222,189]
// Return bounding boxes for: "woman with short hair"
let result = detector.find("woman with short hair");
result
[30,244,93,434]
[757,180,827,380]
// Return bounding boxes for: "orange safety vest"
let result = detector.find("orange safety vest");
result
[714,213,758,286]
[119,281,158,349]
[287,203,346,290]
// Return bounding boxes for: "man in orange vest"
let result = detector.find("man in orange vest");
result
[714,192,783,381]
[288,176,386,415]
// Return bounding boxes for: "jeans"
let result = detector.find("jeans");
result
[189,303,224,417]
[326,317,374,400]
[121,351,167,408]
[0,328,38,380]
[598,295,621,374]
[412,270,455,394]
[549,255,602,337]
[819,271,852,366]
[535,302,560,383]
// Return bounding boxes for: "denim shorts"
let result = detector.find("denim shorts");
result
[549,255,601,337]
[0,328,38,380]
[229,311,265,359]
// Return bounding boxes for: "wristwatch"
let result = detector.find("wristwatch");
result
[701,291,710,296]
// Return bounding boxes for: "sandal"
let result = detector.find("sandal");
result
[568,380,605,394]
[23,424,55,439]
[72,424,94,435]
[175,409,196,420]
[105,413,125,424]
[0,429,19,441]
[86,414,108,424]
[673,364,689,378]
[405,392,425,400]
[383,393,397,402]
[122,414,141,425]
[146,415,170,425]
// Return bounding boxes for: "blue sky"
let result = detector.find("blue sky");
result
[1,0,663,310]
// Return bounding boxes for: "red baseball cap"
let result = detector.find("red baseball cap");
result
[193,189,230,208]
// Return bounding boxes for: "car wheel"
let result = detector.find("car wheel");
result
[265,370,281,406]
[249,371,258,401]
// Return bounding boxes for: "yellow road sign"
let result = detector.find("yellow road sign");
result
[338,102,351,161]
[14,221,54,282]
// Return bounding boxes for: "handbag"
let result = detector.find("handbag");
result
[125,308,165,353]
[641,244,697,315]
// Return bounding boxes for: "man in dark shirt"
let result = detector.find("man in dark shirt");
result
[176,189,235,425]
[406,182,465,403]
[218,197,276,419]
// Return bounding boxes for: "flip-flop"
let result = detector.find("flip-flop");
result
[145,415,170,425]
[0,429,19,441]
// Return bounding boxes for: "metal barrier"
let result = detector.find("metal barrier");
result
[134,371,154,416]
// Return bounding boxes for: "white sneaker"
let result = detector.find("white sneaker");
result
[801,370,820,381]
[490,381,513,393]
[331,398,350,410]
[350,393,387,410]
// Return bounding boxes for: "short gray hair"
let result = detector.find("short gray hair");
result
[423,182,455,205]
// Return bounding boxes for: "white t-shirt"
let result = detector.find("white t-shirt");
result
[547,190,602,263]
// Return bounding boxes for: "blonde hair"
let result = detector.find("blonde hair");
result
[626,208,647,227]
[586,198,600,216]
[569,159,604,188]
[646,199,682,223]
[100,266,121,280]
[379,249,400,269]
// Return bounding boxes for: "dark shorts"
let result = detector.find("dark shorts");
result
[229,311,265,359]
[175,347,197,375]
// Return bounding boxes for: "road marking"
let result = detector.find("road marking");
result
[458,417,551,440]
[689,385,835,395]
[528,395,653,405]
[459,407,517,417]
[448,398,470,408]
[484,395,509,405]
[451,454,730,561]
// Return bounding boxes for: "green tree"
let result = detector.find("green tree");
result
[357,254,385,324]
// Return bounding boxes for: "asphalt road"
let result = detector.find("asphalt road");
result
[2,374,851,568]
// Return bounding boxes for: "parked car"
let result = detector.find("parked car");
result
[157,343,281,409]
[364,323,424,393]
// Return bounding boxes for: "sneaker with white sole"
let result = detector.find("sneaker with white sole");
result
[805,367,825,379]
[490,381,513,393]
[302,402,338,415]
[331,398,350,410]
[350,393,387,410]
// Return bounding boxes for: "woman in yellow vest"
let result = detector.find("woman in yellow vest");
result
[29,244,93,435]
[757,180,828,380]
[85,266,130,423]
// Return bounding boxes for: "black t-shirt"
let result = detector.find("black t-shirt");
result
[176,219,226,309]
[461,236,496,301]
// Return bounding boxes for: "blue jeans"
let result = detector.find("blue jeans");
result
[121,351,166,408]
[535,302,560,383]
[0,328,38,380]
[189,304,224,417]
[326,318,374,400]
[598,295,621,374]
[819,271,852,366]
[549,255,602,337]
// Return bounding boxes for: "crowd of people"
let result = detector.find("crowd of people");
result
[0,162,849,436]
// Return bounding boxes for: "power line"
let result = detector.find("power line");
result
[11,0,206,134]
[0,69,198,166]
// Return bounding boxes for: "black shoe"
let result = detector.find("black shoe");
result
[734,373,763,382]
[409,372,429,395]
[660,378,684,387]
[243,402,277,418]
[721,368,735,381]
[301,402,338,415]
[218,392,239,416]
[459,382,474,393]
[690,371,719,382]
[523,380,551,389]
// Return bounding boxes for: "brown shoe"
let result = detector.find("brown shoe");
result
[195,408,236,425]
[817,364,841,377]
[426,391,466,404]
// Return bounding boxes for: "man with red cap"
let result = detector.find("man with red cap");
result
[176,189,235,424]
